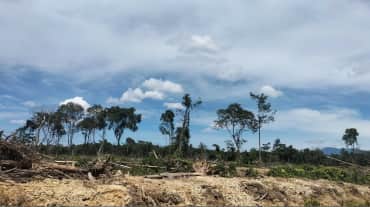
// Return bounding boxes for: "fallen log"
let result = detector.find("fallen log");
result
[44,163,88,173]
[144,172,202,179]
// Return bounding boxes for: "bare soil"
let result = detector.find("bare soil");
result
[1,175,369,206]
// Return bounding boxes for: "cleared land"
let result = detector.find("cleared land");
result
[1,174,370,206]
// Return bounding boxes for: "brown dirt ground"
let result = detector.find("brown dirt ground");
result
[0,175,369,206]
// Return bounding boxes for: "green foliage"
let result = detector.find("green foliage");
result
[342,128,359,152]
[250,92,276,162]
[215,103,257,154]
[268,165,370,185]
[173,94,202,157]
[244,167,259,177]
[304,198,321,207]
[211,162,237,177]
[159,110,175,144]
[106,106,142,145]
[342,200,370,207]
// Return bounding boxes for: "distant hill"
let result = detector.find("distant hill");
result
[321,147,342,155]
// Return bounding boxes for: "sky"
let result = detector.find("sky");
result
[1,0,370,150]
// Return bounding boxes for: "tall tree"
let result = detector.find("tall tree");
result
[250,92,276,163]
[49,111,66,145]
[87,105,104,143]
[342,128,359,153]
[29,111,49,146]
[175,94,201,156]
[159,110,175,145]
[57,103,84,146]
[77,117,96,144]
[214,103,257,159]
[107,106,142,145]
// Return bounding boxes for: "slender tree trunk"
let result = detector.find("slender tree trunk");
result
[92,129,96,143]
[258,126,262,163]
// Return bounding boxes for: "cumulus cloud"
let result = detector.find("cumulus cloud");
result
[259,85,283,98]
[120,88,164,103]
[163,102,185,110]
[142,78,183,94]
[59,96,90,110]
[109,78,183,103]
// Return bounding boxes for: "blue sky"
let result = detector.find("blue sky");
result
[1,0,370,150]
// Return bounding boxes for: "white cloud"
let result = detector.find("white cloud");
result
[269,107,370,148]
[9,119,26,125]
[59,96,90,110]
[163,102,185,110]
[2,1,370,92]
[142,78,183,94]
[179,35,220,54]
[109,78,183,103]
[22,100,37,108]
[259,85,283,98]
[120,88,164,103]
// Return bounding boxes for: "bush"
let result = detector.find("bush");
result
[268,165,370,185]
[304,198,321,207]
[211,162,237,177]
[245,167,259,177]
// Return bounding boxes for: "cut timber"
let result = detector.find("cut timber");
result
[55,161,76,167]
[110,162,131,169]
[45,163,88,173]
[144,172,202,179]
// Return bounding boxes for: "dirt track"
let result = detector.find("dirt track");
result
[1,175,369,206]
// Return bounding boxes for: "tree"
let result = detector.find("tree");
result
[250,92,276,163]
[214,103,257,159]
[87,105,105,143]
[262,142,271,151]
[15,120,38,144]
[57,103,84,146]
[175,94,202,156]
[342,128,359,153]
[159,110,175,145]
[49,111,66,145]
[107,106,142,145]
[29,111,50,146]
[198,142,207,159]
[77,117,96,144]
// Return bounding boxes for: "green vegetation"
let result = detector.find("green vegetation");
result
[2,91,370,184]
[250,92,276,163]
[268,165,370,185]
[214,103,257,159]
[304,198,321,207]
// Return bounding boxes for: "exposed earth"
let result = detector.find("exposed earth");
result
[1,175,369,206]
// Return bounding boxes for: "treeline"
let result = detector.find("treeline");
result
[37,138,370,167]
[6,94,202,158]
[1,92,366,165]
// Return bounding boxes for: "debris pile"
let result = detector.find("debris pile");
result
[0,140,111,182]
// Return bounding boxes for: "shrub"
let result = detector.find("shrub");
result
[268,165,370,185]
[304,198,321,207]
[245,167,259,177]
[211,162,237,177]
